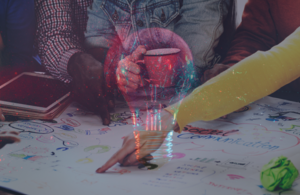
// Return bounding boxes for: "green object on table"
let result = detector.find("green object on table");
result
[260,156,299,191]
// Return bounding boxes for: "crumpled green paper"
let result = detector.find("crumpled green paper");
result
[260,156,299,191]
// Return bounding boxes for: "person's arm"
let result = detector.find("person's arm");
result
[35,0,87,83]
[35,0,114,125]
[97,26,300,173]
[0,131,20,149]
[166,27,300,131]
[222,0,277,66]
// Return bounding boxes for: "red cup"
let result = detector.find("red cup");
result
[138,48,181,88]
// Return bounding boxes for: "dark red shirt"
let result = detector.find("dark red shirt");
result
[223,0,300,66]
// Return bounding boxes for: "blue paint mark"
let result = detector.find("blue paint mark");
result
[177,133,280,151]
[0,177,17,183]
[279,102,291,106]
[258,185,264,189]
[56,125,74,131]
[19,133,34,140]
[67,113,73,117]
[23,155,35,160]
[56,147,69,151]
[266,118,279,122]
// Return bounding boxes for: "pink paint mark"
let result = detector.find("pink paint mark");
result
[28,156,45,161]
[61,118,81,127]
[36,135,55,143]
[208,181,252,195]
[113,168,131,175]
[227,174,245,180]
[101,127,111,131]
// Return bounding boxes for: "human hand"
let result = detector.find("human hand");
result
[68,53,113,125]
[0,109,4,121]
[116,45,147,93]
[201,63,230,83]
[0,131,20,149]
[96,110,178,173]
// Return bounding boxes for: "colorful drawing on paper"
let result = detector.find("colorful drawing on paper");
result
[0,176,17,183]
[183,125,239,136]
[9,153,45,161]
[9,121,54,134]
[84,145,110,154]
[22,146,49,154]
[52,135,79,148]
[227,174,245,180]
[9,146,51,162]
[190,157,216,163]
[54,132,77,140]
[109,111,144,127]
[280,125,300,137]
[36,135,55,143]
[266,111,300,122]
[74,128,110,135]
[19,133,34,140]
[179,122,300,156]
[60,118,81,127]
[170,152,186,159]
[112,167,131,175]
[218,159,250,169]
[76,158,93,164]
[56,125,74,131]
[1,96,300,195]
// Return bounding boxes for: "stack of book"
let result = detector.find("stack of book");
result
[0,72,71,120]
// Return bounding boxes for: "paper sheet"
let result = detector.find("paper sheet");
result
[0,96,300,195]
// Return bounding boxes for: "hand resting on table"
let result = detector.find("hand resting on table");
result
[96,110,179,173]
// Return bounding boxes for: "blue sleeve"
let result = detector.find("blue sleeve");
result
[1,0,36,66]
[174,0,231,70]
[85,0,118,49]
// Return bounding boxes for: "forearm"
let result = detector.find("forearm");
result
[166,27,300,131]
[87,47,108,64]
[35,0,83,83]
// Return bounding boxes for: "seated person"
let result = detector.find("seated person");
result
[97,25,300,172]
[202,0,300,93]
[35,0,112,125]
[35,0,234,125]
[0,0,36,121]
[84,0,234,102]
[0,0,36,67]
